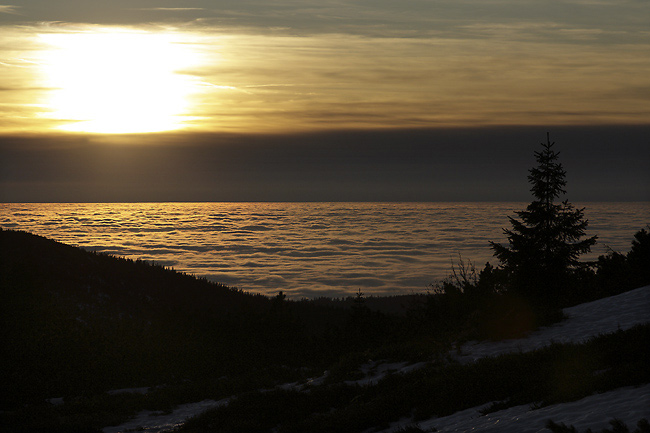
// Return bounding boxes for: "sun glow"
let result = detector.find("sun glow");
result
[38,30,200,133]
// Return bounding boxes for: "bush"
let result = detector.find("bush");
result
[596,226,650,298]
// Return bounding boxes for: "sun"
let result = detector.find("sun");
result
[38,29,199,134]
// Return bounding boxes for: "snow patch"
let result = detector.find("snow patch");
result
[457,285,650,363]
[383,384,650,433]
[345,361,427,386]
[104,286,650,433]
[102,398,229,433]
[277,371,330,391]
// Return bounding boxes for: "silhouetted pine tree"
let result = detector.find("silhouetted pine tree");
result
[490,133,597,306]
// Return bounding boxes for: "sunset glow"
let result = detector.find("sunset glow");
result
[38,30,200,133]
[1,3,648,427]
[0,0,648,202]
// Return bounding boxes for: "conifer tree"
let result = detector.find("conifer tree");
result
[490,133,597,305]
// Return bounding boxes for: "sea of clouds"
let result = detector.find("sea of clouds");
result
[1,202,647,298]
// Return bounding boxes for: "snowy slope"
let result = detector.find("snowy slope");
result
[385,384,650,433]
[457,285,650,363]
[104,286,650,433]
[384,285,650,433]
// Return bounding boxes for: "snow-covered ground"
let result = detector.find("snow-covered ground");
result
[384,285,650,433]
[103,286,650,433]
[456,285,650,363]
[343,361,428,386]
[384,384,650,433]
[102,398,229,433]
[106,387,150,396]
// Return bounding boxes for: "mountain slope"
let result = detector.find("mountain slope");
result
[0,228,274,407]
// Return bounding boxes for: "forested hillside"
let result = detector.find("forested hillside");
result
[0,228,355,408]
[1,226,648,432]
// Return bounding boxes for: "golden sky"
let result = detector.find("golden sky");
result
[1,1,649,134]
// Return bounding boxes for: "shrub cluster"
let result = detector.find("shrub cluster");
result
[410,225,649,341]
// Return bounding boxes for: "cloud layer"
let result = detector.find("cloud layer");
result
[0,0,648,133]
[2,202,647,298]
[2,126,649,202]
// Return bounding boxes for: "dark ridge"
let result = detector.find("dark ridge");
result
[0,229,316,407]
[0,228,371,409]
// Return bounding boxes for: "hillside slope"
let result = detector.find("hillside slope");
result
[0,228,279,407]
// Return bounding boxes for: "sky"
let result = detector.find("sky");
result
[1,0,649,202]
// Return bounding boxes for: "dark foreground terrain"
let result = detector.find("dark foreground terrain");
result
[1,228,648,432]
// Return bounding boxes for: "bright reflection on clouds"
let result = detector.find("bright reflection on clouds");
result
[1,202,648,298]
[38,29,202,133]
[0,16,649,134]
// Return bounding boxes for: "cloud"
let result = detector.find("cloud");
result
[253,275,287,285]
[2,125,649,202]
[0,5,19,15]
[0,0,644,41]
[2,160,648,297]
[1,4,649,134]
[133,8,205,11]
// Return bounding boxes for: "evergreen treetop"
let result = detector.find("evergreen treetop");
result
[490,133,597,305]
